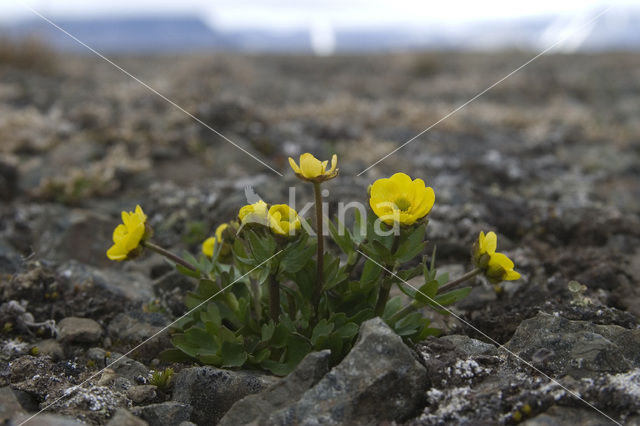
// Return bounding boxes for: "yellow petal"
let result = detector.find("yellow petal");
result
[489,252,514,270]
[505,270,521,281]
[299,153,323,178]
[202,237,216,257]
[328,154,338,174]
[484,232,497,255]
[288,157,301,174]
[107,244,127,261]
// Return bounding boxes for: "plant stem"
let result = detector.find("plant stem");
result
[269,275,280,323]
[251,280,262,322]
[389,303,416,324]
[373,234,401,318]
[143,241,198,272]
[312,182,324,313]
[389,268,484,324]
[437,267,482,294]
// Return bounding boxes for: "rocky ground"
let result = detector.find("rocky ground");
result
[1,47,640,425]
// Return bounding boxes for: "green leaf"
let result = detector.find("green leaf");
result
[280,243,315,274]
[394,225,425,263]
[159,348,194,362]
[247,230,276,262]
[261,322,275,342]
[351,209,366,244]
[220,341,248,367]
[360,259,382,288]
[415,279,439,305]
[383,296,404,319]
[436,272,450,286]
[176,264,200,278]
[271,323,290,348]
[334,322,359,339]
[433,287,472,307]
[311,319,334,346]
[328,219,354,255]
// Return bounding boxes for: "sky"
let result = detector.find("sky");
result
[2,0,637,30]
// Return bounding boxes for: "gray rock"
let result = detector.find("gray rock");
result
[0,387,25,422]
[219,350,331,426]
[107,408,149,426]
[57,260,154,306]
[57,317,103,344]
[0,238,21,274]
[522,405,611,426]
[505,312,640,377]
[107,312,169,360]
[439,335,498,357]
[34,339,64,360]
[172,366,279,425]
[127,385,157,404]
[0,157,18,201]
[267,318,428,425]
[110,357,149,383]
[13,414,85,425]
[131,402,192,426]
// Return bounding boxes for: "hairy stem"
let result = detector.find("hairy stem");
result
[143,241,198,272]
[437,267,482,294]
[373,234,401,318]
[389,268,484,324]
[269,275,281,323]
[312,182,324,313]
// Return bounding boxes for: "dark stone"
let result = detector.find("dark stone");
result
[505,312,640,377]
[131,402,192,426]
[172,366,278,425]
[219,350,331,425]
[266,318,428,425]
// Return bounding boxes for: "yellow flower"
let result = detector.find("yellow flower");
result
[472,231,496,268]
[107,205,148,261]
[288,153,338,182]
[202,223,230,258]
[238,200,269,226]
[268,204,301,236]
[472,231,520,283]
[486,252,521,283]
[369,172,435,226]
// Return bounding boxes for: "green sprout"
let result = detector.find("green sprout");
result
[149,368,174,390]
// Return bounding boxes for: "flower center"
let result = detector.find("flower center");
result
[394,197,411,212]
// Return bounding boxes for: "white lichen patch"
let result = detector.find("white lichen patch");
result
[2,338,29,355]
[419,386,472,423]
[602,368,640,399]
[57,384,129,413]
[446,359,491,380]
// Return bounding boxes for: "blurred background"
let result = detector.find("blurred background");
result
[1,0,639,278]
[2,0,640,53]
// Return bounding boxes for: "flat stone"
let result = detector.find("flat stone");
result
[131,402,192,426]
[127,385,157,404]
[106,408,149,426]
[35,339,64,361]
[219,350,331,425]
[172,366,279,425]
[522,405,612,426]
[266,318,428,425]
[57,317,103,344]
[505,312,640,377]
[0,387,25,422]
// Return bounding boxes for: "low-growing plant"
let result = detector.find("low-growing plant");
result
[149,367,174,390]
[106,153,520,375]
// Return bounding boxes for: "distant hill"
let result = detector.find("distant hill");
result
[2,11,640,53]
